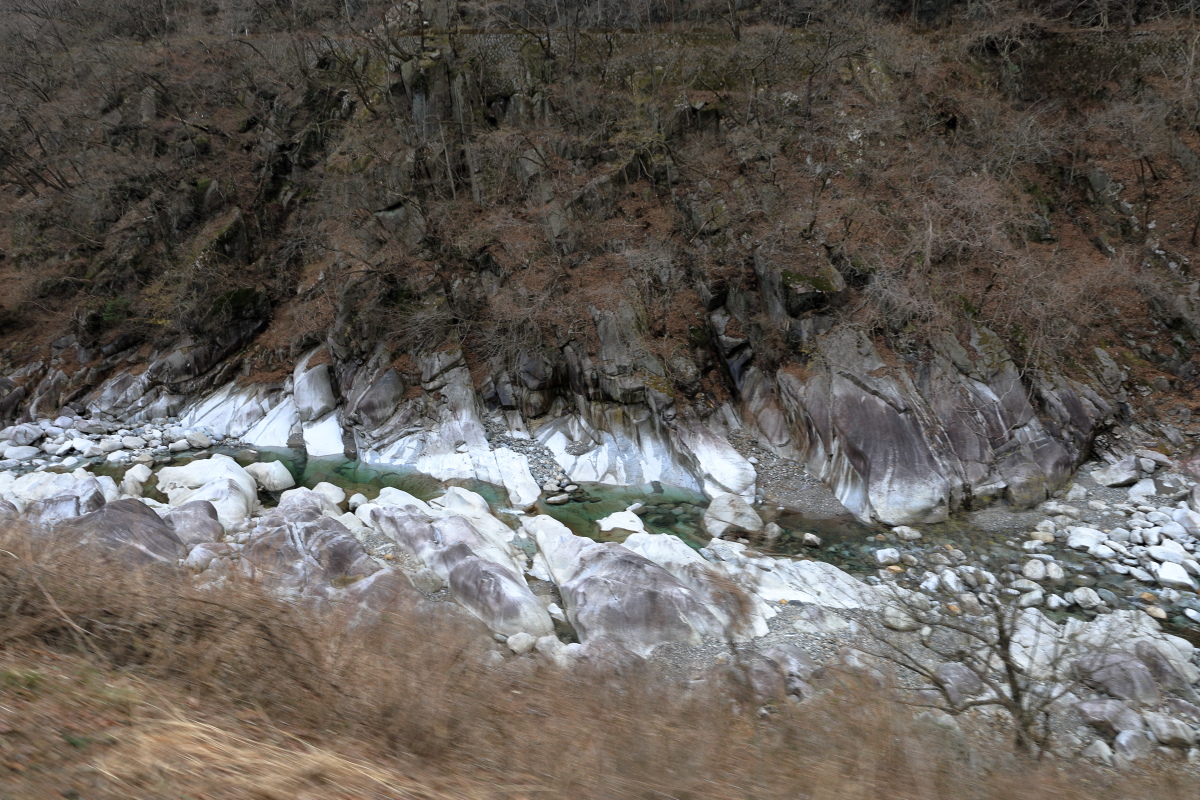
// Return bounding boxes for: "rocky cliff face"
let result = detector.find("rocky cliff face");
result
[0,308,1123,527]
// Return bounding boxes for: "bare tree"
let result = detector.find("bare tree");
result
[863,587,1087,758]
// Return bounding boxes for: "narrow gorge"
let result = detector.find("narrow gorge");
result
[3,1,1200,787]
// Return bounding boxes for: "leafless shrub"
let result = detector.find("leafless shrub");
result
[862,588,1080,757]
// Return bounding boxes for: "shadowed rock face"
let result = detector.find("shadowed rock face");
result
[1074,651,1162,706]
[346,369,405,430]
[771,328,1111,524]
[373,508,441,563]
[294,362,337,423]
[369,500,549,635]
[57,499,185,564]
[1135,639,1191,691]
[1076,699,1146,736]
[560,542,724,656]
[59,304,1114,530]
[935,662,985,707]
[329,567,425,616]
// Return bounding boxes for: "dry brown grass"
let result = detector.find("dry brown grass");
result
[96,718,423,800]
[1,525,1199,799]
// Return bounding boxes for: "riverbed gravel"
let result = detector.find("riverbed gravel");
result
[725,429,853,519]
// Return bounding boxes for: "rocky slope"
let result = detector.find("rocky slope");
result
[1,15,1198,526]
[4,412,1200,765]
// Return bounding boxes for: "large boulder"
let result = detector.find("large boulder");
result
[294,363,337,422]
[1066,527,1106,550]
[1076,699,1145,736]
[372,507,440,560]
[597,510,645,534]
[702,493,764,538]
[162,501,224,547]
[183,541,239,571]
[1156,561,1197,591]
[1114,729,1154,760]
[366,486,436,517]
[329,567,425,616]
[2,471,97,512]
[245,461,296,492]
[560,542,725,656]
[1091,456,1139,487]
[120,463,153,496]
[442,545,554,637]
[1135,640,1193,691]
[154,454,257,529]
[524,514,592,586]
[241,500,378,595]
[179,479,254,531]
[1074,651,1162,706]
[1065,611,1199,685]
[346,369,405,430]
[674,424,757,500]
[621,531,709,575]
[1144,712,1197,747]
[727,650,789,702]
[622,531,771,640]
[23,477,107,527]
[1009,608,1064,678]
[494,447,540,511]
[372,506,526,581]
[6,423,43,446]
[429,486,491,518]
[935,662,984,707]
[427,516,526,580]
[1170,507,1200,535]
[57,499,184,564]
[25,493,96,528]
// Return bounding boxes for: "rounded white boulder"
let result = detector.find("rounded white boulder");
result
[312,481,346,506]
[702,493,764,539]
[597,510,645,534]
[245,460,296,492]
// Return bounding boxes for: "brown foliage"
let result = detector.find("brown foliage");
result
[0,2,1197,400]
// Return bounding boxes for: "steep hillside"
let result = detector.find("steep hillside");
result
[1,1,1199,520]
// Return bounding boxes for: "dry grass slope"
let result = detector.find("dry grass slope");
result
[0,526,1197,798]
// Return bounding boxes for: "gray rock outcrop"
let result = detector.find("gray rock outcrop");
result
[560,542,726,656]
[769,328,1112,524]
[57,499,185,564]
[163,500,224,547]
[240,493,378,595]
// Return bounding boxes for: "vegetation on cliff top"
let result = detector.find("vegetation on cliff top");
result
[0,0,1197,404]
